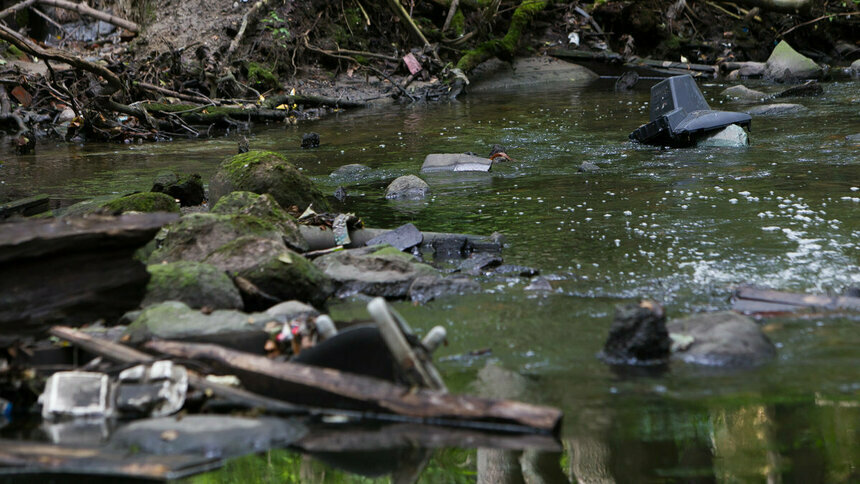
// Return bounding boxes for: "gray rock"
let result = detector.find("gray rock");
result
[364,223,423,251]
[667,311,776,367]
[123,301,279,348]
[210,191,308,252]
[746,103,808,116]
[729,61,766,78]
[109,416,306,458]
[208,150,329,211]
[408,275,480,304]
[151,171,205,207]
[600,301,670,365]
[458,253,503,275]
[851,59,860,79]
[148,213,282,264]
[467,57,598,93]
[265,300,320,322]
[721,85,767,103]
[764,41,822,81]
[846,133,860,142]
[314,245,439,298]
[385,175,430,200]
[578,161,600,173]
[421,154,492,173]
[62,193,180,217]
[143,261,243,310]
[774,80,823,98]
[330,164,371,178]
[203,235,333,309]
[494,265,540,277]
[697,124,749,148]
[524,277,553,292]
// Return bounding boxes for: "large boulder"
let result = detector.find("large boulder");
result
[851,59,860,79]
[667,311,776,367]
[142,261,243,310]
[385,175,430,200]
[151,171,205,207]
[211,191,308,252]
[764,41,822,82]
[124,301,279,349]
[313,245,440,298]
[63,192,179,217]
[203,235,333,309]
[208,150,329,211]
[148,213,282,264]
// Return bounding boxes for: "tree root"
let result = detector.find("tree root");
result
[455,0,547,73]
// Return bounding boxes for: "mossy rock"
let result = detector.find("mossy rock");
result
[151,171,205,207]
[211,191,308,252]
[148,212,282,264]
[62,192,179,216]
[143,261,243,310]
[247,62,280,90]
[313,244,439,299]
[204,235,333,309]
[765,41,822,81]
[124,301,278,347]
[209,150,329,211]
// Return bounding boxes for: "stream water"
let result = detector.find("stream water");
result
[2,78,858,482]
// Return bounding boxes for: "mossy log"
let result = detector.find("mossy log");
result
[455,0,547,73]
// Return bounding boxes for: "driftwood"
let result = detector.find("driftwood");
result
[37,0,140,33]
[0,439,218,479]
[733,287,860,314]
[145,340,563,434]
[0,214,176,337]
[0,194,48,219]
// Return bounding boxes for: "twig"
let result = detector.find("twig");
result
[442,0,460,33]
[704,1,742,19]
[304,40,415,101]
[0,0,37,20]
[36,0,139,32]
[28,5,68,34]
[779,11,859,37]
[136,82,212,104]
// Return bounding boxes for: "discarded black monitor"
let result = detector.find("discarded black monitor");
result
[630,75,751,146]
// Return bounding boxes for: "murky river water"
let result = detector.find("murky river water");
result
[2,78,858,482]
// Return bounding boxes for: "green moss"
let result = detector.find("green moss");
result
[247,62,279,89]
[102,192,179,214]
[371,245,416,259]
[450,10,465,37]
[455,0,546,72]
[210,150,330,212]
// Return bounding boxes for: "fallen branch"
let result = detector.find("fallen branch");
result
[37,0,139,32]
[146,340,563,433]
[0,0,37,20]
[779,11,860,37]
[136,82,212,104]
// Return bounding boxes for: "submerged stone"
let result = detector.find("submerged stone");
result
[667,311,776,367]
[720,85,767,103]
[385,175,430,200]
[313,244,440,298]
[208,150,329,211]
[143,261,243,310]
[745,103,808,116]
[408,275,480,304]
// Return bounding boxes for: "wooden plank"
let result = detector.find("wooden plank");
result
[145,340,563,433]
[0,194,49,219]
[0,439,219,479]
[734,287,860,312]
